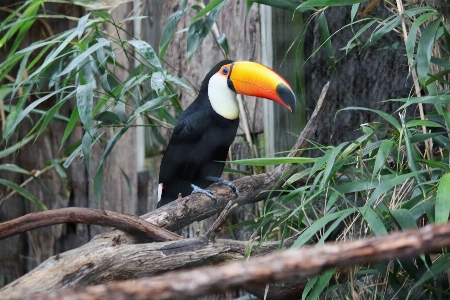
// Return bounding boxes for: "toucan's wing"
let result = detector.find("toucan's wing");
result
[170,106,210,145]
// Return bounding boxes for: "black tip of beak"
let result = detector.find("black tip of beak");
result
[276,83,296,113]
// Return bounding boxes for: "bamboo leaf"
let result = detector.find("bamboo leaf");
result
[360,207,388,236]
[416,19,440,88]
[128,40,161,69]
[321,142,348,190]
[77,13,90,40]
[0,135,35,159]
[190,0,225,25]
[367,170,430,207]
[159,9,186,60]
[372,140,394,177]
[318,12,335,69]
[406,119,443,128]
[346,19,377,54]
[0,179,47,210]
[251,0,309,11]
[63,144,82,169]
[130,95,175,119]
[298,0,367,8]
[412,253,450,289]
[4,89,68,139]
[340,107,401,129]
[187,0,228,60]
[59,39,110,77]
[362,15,400,50]
[302,276,318,300]
[0,164,30,175]
[406,12,435,64]
[291,208,357,249]
[306,269,335,300]
[94,122,133,201]
[61,105,79,147]
[36,90,76,141]
[436,173,450,224]
[76,83,93,132]
[229,157,317,166]
[94,111,122,126]
[82,131,92,171]
[390,209,417,230]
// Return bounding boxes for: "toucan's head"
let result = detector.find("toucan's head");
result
[201,60,296,120]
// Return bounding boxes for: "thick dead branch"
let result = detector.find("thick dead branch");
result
[23,221,450,300]
[3,237,286,299]
[0,207,181,242]
[0,83,330,299]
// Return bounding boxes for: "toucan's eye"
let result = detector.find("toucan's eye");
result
[222,67,229,75]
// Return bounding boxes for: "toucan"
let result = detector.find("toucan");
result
[157,60,296,207]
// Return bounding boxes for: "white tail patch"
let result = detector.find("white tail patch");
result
[157,183,163,203]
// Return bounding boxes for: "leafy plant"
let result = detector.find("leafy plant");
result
[228,1,450,298]
[0,0,196,204]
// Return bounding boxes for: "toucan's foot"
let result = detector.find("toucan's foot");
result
[205,176,239,197]
[191,184,216,202]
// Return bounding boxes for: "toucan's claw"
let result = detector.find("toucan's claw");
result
[205,176,239,197]
[191,184,216,202]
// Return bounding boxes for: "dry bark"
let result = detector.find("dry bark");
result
[0,208,181,242]
[0,83,329,299]
[22,221,450,300]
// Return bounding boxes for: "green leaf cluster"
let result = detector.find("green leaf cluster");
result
[0,1,193,206]
[227,1,450,298]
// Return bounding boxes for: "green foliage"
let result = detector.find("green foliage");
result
[227,1,450,298]
[0,1,193,205]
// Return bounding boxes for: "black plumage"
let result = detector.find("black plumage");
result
[157,60,238,207]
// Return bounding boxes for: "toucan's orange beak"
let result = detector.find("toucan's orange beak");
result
[227,61,296,112]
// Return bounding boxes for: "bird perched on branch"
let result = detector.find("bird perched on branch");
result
[157,60,296,207]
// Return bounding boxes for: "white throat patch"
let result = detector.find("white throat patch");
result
[208,73,239,120]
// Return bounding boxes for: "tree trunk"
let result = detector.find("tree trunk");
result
[305,5,412,147]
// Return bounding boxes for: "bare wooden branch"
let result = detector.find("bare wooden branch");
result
[204,200,238,241]
[22,221,450,300]
[2,237,286,299]
[0,83,330,299]
[0,207,182,242]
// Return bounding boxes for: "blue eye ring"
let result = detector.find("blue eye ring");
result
[222,67,229,75]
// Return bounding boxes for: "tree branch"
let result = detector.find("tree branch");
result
[23,221,450,300]
[0,82,330,299]
[0,207,182,242]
